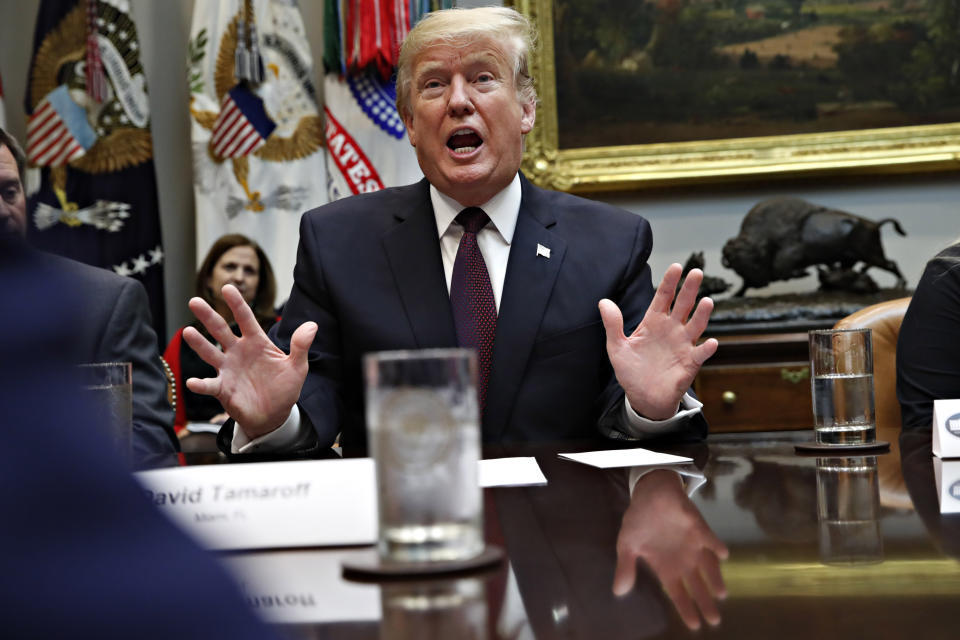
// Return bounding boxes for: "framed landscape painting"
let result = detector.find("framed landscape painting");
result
[510,0,960,191]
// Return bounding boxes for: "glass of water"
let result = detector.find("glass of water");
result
[809,328,876,445]
[78,362,133,466]
[364,348,483,564]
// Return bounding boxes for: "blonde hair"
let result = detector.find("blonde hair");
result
[395,7,538,119]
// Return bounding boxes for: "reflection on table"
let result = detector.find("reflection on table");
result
[164,431,960,639]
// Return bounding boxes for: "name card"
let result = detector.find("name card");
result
[135,458,377,550]
[136,457,548,551]
[932,399,960,458]
[933,457,960,514]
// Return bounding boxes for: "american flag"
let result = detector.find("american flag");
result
[209,85,276,159]
[26,0,166,342]
[26,85,96,167]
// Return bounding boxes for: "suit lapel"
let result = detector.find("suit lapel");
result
[484,179,566,440]
[381,180,458,349]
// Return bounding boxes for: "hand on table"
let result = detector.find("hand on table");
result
[183,284,317,440]
[599,264,718,420]
[612,469,729,630]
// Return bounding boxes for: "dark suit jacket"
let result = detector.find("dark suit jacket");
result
[896,243,960,429]
[35,251,178,460]
[231,175,706,455]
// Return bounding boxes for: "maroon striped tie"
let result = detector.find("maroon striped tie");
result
[450,207,497,414]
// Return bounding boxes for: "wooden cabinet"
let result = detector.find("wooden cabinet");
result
[694,332,814,433]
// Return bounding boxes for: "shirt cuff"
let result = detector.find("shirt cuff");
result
[231,406,306,454]
[622,392,703,436]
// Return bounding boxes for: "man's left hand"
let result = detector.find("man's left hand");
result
[599,263,717,420]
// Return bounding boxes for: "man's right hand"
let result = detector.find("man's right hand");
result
[183,284,317,440]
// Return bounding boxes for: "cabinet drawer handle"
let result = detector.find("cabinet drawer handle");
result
[722,391,737,404]
[781,367,809,384]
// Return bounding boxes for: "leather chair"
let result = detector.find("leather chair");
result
[833,297,912,508]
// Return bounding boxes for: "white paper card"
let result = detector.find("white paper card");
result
[932,399,960,458]
[222,549,381,624]
[135,458,377,551]
[479,457,547,487]
[933,456,960,514]
[558,447,692,469]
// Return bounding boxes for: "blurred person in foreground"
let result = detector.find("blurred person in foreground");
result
[185,7,718,458]
[165,234,277,433]
[897,238,960,429]
[0,126,177,464]
[0,226,279,639]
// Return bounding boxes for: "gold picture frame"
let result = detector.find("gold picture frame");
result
[511,0,960,193]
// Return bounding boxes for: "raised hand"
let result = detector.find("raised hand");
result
[613,469,729,630]
[599,264,718,420]
[183,284,317,440]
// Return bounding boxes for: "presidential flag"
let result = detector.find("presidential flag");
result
[189,0,328,302]
[322,0,422,202]
[25,0,166,341]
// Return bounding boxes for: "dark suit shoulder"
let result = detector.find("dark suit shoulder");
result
[520,177,649,231]
[38,252,154,342]
[925,243,960,275]
[38,251,135,296]
[301,179,429,229]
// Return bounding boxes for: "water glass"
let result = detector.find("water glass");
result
[364,348,483,564]
[78,362,133,466]
[808,328,876,445]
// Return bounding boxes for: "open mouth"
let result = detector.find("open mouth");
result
[447,128,483,154]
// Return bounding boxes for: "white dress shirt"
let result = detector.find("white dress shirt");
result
[232,174,701,453]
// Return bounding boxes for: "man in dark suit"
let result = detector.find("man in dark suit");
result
[1,126,177,462]
[185,7,718,457]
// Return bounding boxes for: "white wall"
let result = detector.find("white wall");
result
[2,0,957,342]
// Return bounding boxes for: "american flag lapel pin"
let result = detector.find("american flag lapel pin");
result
[536,243,551,259]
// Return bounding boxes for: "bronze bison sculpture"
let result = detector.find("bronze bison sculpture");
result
[722,197,906,297]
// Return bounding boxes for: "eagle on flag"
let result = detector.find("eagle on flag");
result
[25,0,166,339]
[188,0,329,300]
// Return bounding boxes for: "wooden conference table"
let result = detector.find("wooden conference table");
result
[175,430,959,639]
